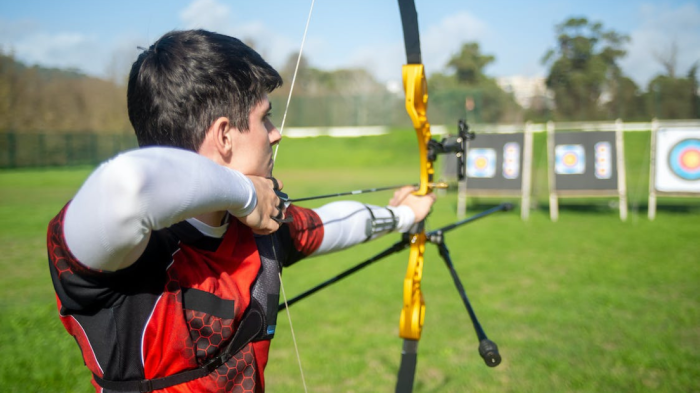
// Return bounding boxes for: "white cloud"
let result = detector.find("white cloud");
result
[344,42,405,82]
[177,0,299,70]
[422,11,489,74]
[179,0,232,32]
[104,35,146,83]
[0,16,111,76]
[621,2,700,87]
[8,31,104,75]
[0,18,39,43]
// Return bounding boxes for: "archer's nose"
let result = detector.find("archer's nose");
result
[267,120,281,146]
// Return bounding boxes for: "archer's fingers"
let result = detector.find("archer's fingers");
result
[389,186,416,206]
[267,177,284,191]
[252,220,281,235]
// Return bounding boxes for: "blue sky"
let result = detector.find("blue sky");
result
[1,0,699,87]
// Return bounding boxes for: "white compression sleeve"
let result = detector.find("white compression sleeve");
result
[310,201,415,257]
[63,147,256,271]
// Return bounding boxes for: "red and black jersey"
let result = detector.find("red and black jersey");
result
[48,204,324,393]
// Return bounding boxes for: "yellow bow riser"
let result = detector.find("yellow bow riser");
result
[402,64,434,196]
[399,63,433,340]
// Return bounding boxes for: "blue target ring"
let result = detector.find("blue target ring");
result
[668,139,700,181]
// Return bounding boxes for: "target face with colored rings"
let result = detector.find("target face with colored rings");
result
[669,139,700,180]
[594,142,612,179]
[555,144,585,175]
[502,142,520,179]
[467,148,496,178]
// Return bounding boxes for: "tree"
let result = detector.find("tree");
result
[604,76,647,121]
[429,42,520,124]
[270,52,386,127]
[274,52,382,97]
[542,17,630,120]
[0,50,129,134]
[446,43,495,85]
[653,41,679,79]
[647,62,700,119]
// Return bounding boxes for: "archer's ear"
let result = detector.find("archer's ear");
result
[199,117,235,163]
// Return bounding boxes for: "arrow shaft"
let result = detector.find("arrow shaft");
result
[289,184,411,203]
[289,182,447,203]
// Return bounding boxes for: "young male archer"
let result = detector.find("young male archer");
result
[47,29,435,392]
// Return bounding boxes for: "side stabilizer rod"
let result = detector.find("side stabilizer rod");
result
[278,238,409,312]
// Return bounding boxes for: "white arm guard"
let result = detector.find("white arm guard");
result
[63,147,256,271]
[311,201,415,256]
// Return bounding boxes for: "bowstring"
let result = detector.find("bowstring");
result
[270,230,307,391]
[272,0,316,165]
[278,271,308,392]
[273,1,316,391]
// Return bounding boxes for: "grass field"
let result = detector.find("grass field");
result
[0,130,698,392]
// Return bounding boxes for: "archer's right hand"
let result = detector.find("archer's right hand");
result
[237,176,287,235]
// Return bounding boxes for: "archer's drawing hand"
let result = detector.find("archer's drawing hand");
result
[389,186,436,223]
[238,176,287,235]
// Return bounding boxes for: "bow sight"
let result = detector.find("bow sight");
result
[427,119,475,181]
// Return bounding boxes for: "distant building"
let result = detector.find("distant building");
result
[496,76,553,110]
[385,79,403,95]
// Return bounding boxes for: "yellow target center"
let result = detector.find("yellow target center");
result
[681,150,700,169]
[563,153,577,166]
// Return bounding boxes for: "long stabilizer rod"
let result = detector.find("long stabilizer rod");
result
[424,204,513,368]
[435,240,501,367]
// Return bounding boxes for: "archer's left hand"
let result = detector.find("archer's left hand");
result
[389,186,436,223]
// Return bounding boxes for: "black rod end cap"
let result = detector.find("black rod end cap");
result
[478,339,502,367]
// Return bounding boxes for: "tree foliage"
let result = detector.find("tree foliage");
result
[430,42,520,124]
[274,52,384,97]
[603,75,647,120]
[0,51,130,134]
[4,15,699,137]
[446,43,495,85]
[647,63,700,119]
[542,17,630,120]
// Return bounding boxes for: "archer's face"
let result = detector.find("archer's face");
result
[228,95,281,177]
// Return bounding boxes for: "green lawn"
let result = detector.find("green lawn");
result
[0,130,698,392]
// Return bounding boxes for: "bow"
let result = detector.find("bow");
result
[394,1,431,389]
[398,5,509,388]
[275,1,509,391]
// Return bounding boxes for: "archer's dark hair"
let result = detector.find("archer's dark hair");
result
[127,29,283,151]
